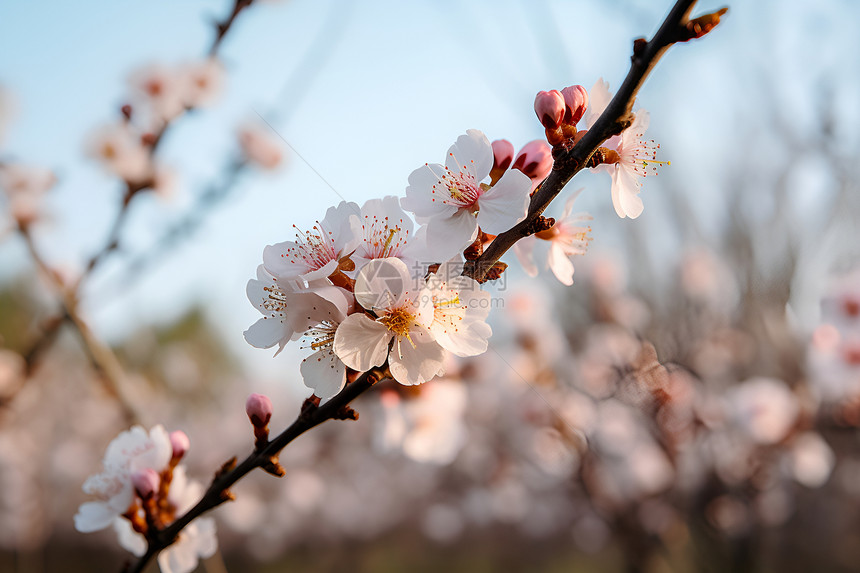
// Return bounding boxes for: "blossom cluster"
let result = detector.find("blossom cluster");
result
[243,130,524,397]
[73,426,216,573]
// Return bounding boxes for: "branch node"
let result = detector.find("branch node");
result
[523,216,556,237]
[679,7,728,42]
[300,395,321,421]
[333,404,359,421]
[213,456,237,483]
[261,456,286,477]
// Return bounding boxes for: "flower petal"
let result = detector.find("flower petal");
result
[354,257,415,311]
[424,209,478,262]
[475,168,531,234]
[611,167,644,219]
[333,313,391,371]
[548,242,575,286]
[301,348,346,402]
[513,237,539,277]
[388,325,445,386]
[73,501,116,533]
[402,163,459,219]
[243,316,289,355]
[446,129,493,182]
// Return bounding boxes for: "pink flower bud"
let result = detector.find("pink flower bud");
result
[131,468,160,499]
[491,139,515,172]
[561,85,589,125]
[533,90,565,130]
[246,393,272,428]
[169,430,190,461]
[512,140,553,182]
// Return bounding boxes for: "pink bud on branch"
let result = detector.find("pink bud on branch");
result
[512,140,553,189]
[561,85,588,125]
[490,139,515,184]
[533,90,565,130]
[132,468,160,500]
[169,430,190,463]
[246,392,273,449]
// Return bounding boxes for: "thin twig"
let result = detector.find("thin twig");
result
[125,365,389,573]
[17,224,143,424]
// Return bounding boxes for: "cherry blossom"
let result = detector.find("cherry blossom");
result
[86,123,151,184]
[244,264,351,356]
[375,380,468,465]
[583,78,667,219]
[424,262,493,357]
[262,201,362,284]
[333,258,444,386]
[179,58,224,109]
[237,121,284,169]
[514,190,592,286]
[129,64,186,123]
[73,425,172,533]
[351,196,418,273]
[401,129,531,261]
[0,162,56,224]
[114,466,217,573]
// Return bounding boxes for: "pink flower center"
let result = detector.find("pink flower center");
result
[620,134,670,178]
[429,165,482,209]
[283,222,338,272]
[363,214,409,259]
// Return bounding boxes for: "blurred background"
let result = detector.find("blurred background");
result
[2,0,860,571]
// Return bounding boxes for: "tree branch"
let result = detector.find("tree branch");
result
[124,365,389,573]
[463,0,724,282]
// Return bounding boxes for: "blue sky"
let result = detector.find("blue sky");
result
[1,0,858,378]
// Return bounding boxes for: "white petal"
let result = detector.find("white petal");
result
[584,78,612,129]
[73,501,116,533]
[446,129,493,182]
[436,320,492,358]
[333,313,392,371]
[561,188,585,220]
[548,242,575,286]
[301,349,347,402]
[424,209,478,261]
[402,163,459,219]
[114,517,147,556]
[513,237,539,277]
[243,316,289,355]
[262,240,310,278]
[475,169,531,234]
[388,326,445,386]
[322,200,362,255]
[354,257,414,311]
[612,167,644,219]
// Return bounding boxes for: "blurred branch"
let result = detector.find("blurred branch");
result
[103,0,353,296]
[9,0,260,407]
[125,365,389,573]
[209,0,255,57]
[464,0,727,282]
[16,223,142,425]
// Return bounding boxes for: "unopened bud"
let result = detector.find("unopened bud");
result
[131,468,160,500]
[169,430,190,461]
[533,90,565,130]
[491,139,514,172]
[512,140,553,182]
[560,85,588,125]
[490,139,515,185]
[246,393,272,428]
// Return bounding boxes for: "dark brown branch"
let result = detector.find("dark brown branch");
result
[209,0,254,56]
[463,0,726,282]
[125,365,389,573]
